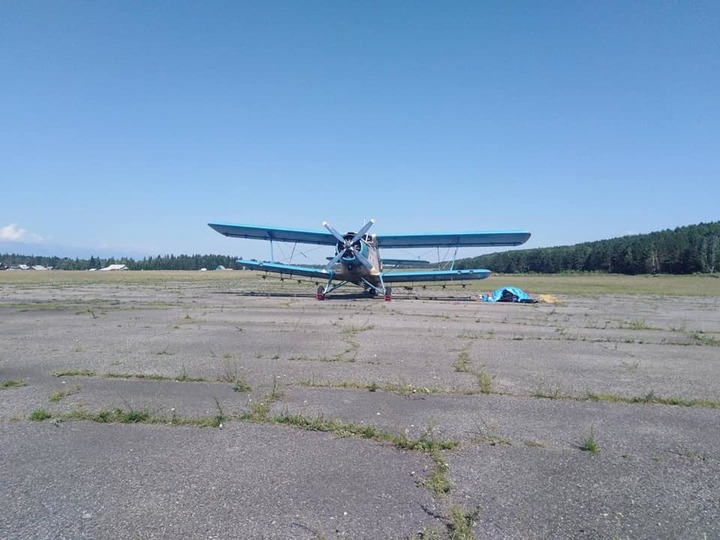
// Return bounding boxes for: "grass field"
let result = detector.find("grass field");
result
[1,269,719,297]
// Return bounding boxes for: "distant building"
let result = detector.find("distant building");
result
[99,264,128,271]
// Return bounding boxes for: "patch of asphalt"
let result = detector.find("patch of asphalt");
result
[448,445,719,539]
[270,386,720,460]
[0,421,437,540]
[3,279,720,538]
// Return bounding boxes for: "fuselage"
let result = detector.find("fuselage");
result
[333,232,382,285]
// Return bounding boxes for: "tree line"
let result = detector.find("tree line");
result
[457,221,720,275]
[4,221,719,275]
[0,254,241,271]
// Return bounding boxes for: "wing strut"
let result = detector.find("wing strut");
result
[449,245,459,270]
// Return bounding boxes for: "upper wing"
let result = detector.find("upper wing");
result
[209,222,337,246]
[375,231,531,249]
[382,268,491,283]
[236,259,330,280]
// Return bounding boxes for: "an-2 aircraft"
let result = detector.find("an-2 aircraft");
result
[208,220,530,300]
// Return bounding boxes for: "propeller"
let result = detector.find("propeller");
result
[323,219,375,271]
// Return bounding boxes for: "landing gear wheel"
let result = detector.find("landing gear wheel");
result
[384,287,392,302]
[366,288,378,297]
[316,285,326,301]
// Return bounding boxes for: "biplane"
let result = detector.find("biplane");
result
[208,219,530,300]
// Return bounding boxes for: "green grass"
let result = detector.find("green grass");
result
[447,505,481,540]
[688,331,720,346]
[296,378,439,395]
[274,413,459,453]
[453,349,471,372]
[1,379,28,390]
[51,368,243,387]
[580,426,600,455]
[477,370,494,394]
[586,390,720,408]
[418,448,452,497]
[48,385,81,402]
[483,273,720,297]
[104,372,207,383]
[624,318,655,330]
[454,345,495,394]
[4,269,719,296]
[242,378,285,422]
[28,409,52,421]
[38,407,166,425]
[80,408,152,423]
[218,353,253,392]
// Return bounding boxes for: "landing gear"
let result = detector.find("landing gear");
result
[316,285,326,301]
[384,287,392,302]
[366,287,378,297]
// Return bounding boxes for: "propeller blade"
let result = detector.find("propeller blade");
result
[350,218,375,245]
[322,221,346,244]
[323,219,375,271]
[354,249,374,270]
[325,251,344,272]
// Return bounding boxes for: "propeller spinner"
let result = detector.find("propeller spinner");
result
[323,219,375,272]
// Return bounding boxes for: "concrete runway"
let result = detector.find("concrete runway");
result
[1,275,719,539]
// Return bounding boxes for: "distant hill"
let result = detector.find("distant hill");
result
[457,221,720,275]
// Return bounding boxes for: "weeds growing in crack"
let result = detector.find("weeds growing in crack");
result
[418,448,452,497]
[531,376,564,399]
[1,379,27,390]
[243,377,286,422]
[585,390,720,408]
[210,397,226,428]
[52,369,96,378]
[419,504,481,540]
[269,375,284,401]
[29,409,52,421]
[447,505,481,540]
[273,413,458,453]
[470,417,512,447]
[454,344,494,394]
[688,330,720,346]
[580,426,599,455]
[48,385,81,402]
[218,353,252,392]
[296,378,438,395]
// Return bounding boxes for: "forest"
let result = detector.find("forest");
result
[457,222,720,275]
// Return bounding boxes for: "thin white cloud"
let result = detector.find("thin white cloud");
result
[0,224,44,243]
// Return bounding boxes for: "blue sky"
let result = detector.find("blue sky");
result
[2,1,718,262]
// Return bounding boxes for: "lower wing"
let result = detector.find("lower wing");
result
[381,268,491,283]
[236,260,330,280]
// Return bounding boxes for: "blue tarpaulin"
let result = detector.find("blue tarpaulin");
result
[481,286,537,303]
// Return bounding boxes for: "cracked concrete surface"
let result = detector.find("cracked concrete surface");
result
[1,272,719,539]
